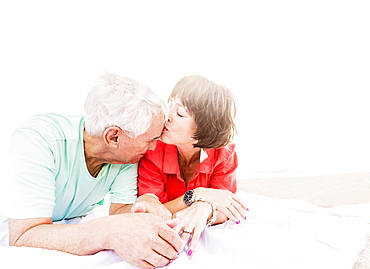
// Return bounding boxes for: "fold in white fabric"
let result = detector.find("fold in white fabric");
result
[0,191,368,269]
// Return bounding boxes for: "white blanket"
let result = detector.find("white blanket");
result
[0,191,368,269]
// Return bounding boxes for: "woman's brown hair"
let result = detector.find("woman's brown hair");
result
[169,76,237,148]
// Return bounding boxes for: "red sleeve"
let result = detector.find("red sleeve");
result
[138,147,169,203]
[209,143,238,193]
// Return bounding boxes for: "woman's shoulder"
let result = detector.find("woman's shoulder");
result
[209,142,236,155]
[205,142,237,164]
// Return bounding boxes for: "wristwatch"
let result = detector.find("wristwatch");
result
[183,190,195,206]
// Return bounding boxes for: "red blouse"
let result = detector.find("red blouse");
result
[138,140,238,203]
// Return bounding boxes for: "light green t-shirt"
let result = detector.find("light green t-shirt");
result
[4,113,137,221]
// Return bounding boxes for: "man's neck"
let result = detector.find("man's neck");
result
[83,129,106,177]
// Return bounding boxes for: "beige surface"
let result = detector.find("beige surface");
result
[237,173,370,269]
[238,173,370,207]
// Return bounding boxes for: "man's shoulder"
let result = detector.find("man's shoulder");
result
[15,113,84,139]
[28,113,83,126]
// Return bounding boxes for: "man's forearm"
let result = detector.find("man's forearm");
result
[9,213,185,268]
[9,217,108,255]
[109,204,133,215]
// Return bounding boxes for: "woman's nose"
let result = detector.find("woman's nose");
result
[167,107,174,122]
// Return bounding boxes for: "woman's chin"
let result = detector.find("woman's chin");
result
[160,135,174,145]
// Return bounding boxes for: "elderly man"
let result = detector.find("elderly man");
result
[1,73,183,269]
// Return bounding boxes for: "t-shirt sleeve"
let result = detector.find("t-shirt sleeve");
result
[109,163,138,205]
[209,144,238,193]
[5,128,56,219]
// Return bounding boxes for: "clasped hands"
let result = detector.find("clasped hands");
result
[133,189,248,261]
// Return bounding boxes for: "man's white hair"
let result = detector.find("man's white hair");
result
[84,72,166,138]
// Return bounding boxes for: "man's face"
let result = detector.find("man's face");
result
[117,112,165,164]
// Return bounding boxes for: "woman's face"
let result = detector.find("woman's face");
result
[161,97,197,147]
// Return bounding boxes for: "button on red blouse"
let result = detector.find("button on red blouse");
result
[138,140,238,203]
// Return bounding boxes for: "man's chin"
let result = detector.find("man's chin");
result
[129,156,143,164]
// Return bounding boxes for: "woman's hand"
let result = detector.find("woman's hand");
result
[172,201,212,256]
[194,187,248,224]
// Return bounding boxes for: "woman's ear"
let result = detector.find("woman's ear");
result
[104,126,121,147]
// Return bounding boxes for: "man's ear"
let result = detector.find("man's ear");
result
[104,126,121,147]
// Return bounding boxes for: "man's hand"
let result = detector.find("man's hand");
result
[8,213,184,269]
[101,213,183,268]
[134,194,172,221]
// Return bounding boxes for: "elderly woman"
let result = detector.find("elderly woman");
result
[138,75,248,256]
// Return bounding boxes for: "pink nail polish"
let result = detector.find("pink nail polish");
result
[244,216,247,220]
[236,220,240,224]
[187,250,193,256]
[246,207,249,211]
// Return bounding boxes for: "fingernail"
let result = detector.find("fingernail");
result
[246,207,249,211]
[187,250,193,256]
[244,216,247,220]
[236,220,240,224]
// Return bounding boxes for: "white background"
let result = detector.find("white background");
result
[1,0,369,178]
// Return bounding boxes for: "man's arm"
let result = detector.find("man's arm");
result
[8,214,184,269]
[109,203,133,215]
[8,217,102,255]
[109,195,172,221]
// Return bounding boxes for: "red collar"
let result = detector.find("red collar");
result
[162,143,214,175]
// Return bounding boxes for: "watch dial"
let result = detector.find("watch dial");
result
[184,190,194,206]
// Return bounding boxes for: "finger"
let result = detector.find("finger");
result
[133,259,155,269]
[159,209,173,222]
[157,225,184,254]
[152,236,180,261]
[232,195,249,211]
[231,200,247,220]
[186,226,203,256]
[144,250,172,269]
[220,204,238,223]
[131,202,147,213]
[180,230,192,246]
[227,204,243,224]
[165,217,180,228]
[172,224,182,235]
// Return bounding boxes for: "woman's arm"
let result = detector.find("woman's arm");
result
[201,144,248,223]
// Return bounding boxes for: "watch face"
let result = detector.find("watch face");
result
[184,190,194,206]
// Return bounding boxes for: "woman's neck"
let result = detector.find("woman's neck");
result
[177,145,201,183]
[177,145,201,165]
